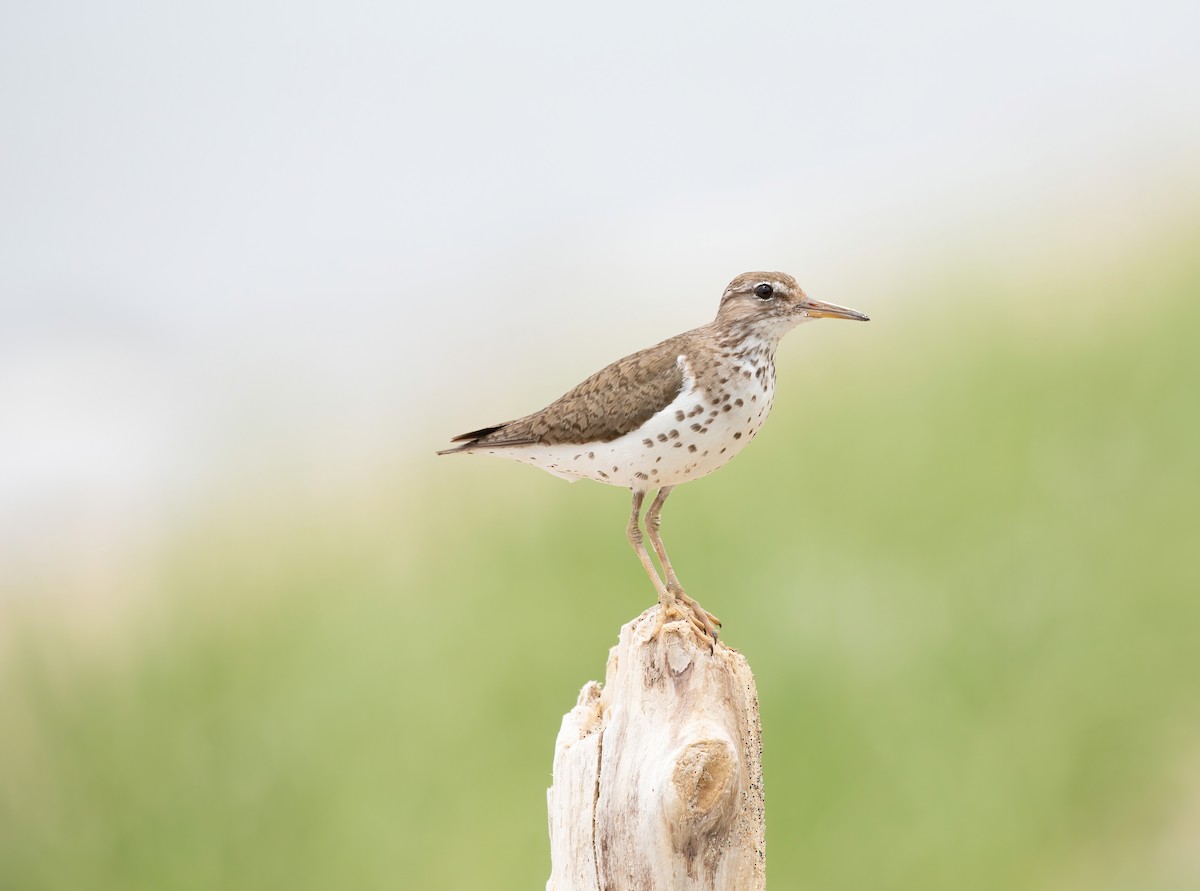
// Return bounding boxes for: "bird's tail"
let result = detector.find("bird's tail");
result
[436,423,509,455]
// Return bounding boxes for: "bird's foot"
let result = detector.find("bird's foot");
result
[649,595,706,652]
[667,583,720,638]
[658,584,720,652]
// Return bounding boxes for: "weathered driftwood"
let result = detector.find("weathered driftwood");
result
[547,607,765,891]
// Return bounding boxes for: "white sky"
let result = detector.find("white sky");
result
[2,0,1199,582]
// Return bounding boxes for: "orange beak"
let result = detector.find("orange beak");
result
[798,296,870,322]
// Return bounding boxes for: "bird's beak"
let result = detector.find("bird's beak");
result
[798,296,870,322]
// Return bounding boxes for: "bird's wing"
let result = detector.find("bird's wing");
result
[439,335,689,452]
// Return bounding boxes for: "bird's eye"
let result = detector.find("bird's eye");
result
[754,283,774,299]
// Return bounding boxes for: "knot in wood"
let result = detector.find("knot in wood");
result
[665,738,740,848]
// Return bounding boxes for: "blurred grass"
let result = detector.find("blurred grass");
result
[3,218,1200,890]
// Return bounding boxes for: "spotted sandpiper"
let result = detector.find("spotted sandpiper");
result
[438,272,869,645]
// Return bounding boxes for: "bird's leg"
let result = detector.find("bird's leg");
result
[645,486,685,593]
[645,486,721,645]
[627,490,694,637]
[627,490,670,599]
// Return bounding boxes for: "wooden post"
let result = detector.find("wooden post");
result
[547,607,766,891]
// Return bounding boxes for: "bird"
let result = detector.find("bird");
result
[438,272,869,646]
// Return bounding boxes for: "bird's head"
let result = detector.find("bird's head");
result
[716,271,869,339]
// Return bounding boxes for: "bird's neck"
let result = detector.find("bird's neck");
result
[713,322,784,363]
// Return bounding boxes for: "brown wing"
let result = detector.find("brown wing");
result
[438,334,689,453]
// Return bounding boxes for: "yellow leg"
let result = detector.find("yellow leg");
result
[643,487,720,646]
[627,490,709,643]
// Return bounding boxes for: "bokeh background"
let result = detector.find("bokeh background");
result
[3,2,1200,889]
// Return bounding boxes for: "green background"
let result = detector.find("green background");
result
[3,218,1199,890]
